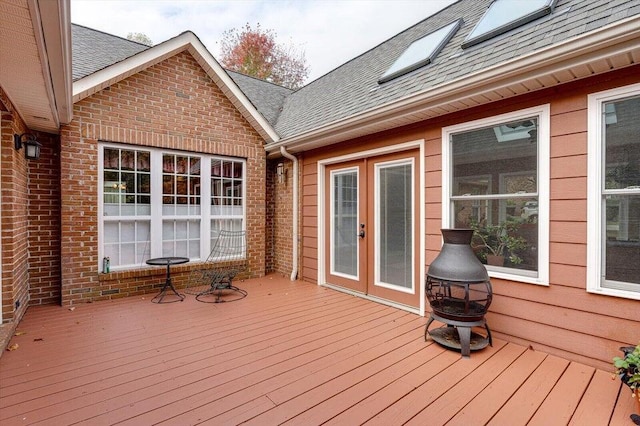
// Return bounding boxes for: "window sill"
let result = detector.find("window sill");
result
[488,269,548,286]
[587,286,640,301]
[98,263,193,282]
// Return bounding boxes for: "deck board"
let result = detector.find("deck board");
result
[0,275,628,425]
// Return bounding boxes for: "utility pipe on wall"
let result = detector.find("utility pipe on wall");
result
[280,146,298,281]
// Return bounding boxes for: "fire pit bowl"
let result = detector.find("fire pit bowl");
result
[425,229,493,357]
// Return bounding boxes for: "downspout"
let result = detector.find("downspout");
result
[280,146,298,281]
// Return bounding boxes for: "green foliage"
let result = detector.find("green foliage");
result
[614,343,640,396]
[469,218,527,265]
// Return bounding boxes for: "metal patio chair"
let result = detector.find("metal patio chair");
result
[185,230,248,303]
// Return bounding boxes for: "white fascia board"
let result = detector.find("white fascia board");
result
[266,14,640,155]
[72,34,190,102]
[35,0,73,125]
[28,0,74,130]
[73,31,279,143]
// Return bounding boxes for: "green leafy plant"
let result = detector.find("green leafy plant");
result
[469,218,527,265]
[614,343,640,397]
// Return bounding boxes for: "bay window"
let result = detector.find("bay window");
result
[99,143,245,271]
[588,84,640,299]
[442,105,550,284]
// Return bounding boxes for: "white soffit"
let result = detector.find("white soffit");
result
[266,14,640,156]
[73,32,279,144]
[0,0,72,133]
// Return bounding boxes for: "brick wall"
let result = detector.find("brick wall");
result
[27,132,61,305]
[60,51,266,304]
[266,159,294,276]
[0,86,30,326]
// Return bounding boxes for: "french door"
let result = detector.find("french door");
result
[324,150,420,308]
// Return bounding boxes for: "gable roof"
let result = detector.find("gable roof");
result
[266,0,640,155]
[71,25,279,143]
[72,24,149,81]
[227,71,293,127]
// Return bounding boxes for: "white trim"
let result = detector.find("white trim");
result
[373,158,416,295]
[587,83,640,301]
[73,32,279,143]
[266,14,640,156]
[329,166,360,281]
[320,282,420,315]
[442,105,550,286]
[98,142,246,271]
[317,139,426,315]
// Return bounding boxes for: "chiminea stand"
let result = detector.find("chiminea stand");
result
[424,312,492,358]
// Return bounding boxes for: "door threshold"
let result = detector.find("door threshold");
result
[320,282,421,315]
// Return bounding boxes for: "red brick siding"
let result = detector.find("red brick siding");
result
[0,86,30,326]
[27,132,61,306]
[60,51,266,304]
[265,159,294,276]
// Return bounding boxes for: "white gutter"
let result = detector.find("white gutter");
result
[280,146,298,281]
[28,0,74,129]
[265,13,640,155]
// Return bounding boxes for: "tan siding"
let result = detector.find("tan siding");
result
[550,221,587,244]
[551,155,587,179]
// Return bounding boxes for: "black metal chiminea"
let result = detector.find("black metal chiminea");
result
[425,228,492,357]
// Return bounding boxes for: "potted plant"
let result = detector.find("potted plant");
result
[614,343,640,424]
[469,218,527,266]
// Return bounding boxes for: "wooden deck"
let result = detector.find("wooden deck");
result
[0,274,636,425]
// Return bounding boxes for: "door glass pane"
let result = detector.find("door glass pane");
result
[332,170,358,277]
[378,163,412,289]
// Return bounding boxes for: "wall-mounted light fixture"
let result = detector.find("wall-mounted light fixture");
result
[276,162,286,184]
[14,133,42,160]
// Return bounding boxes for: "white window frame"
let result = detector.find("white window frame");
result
[442,105,550,285]
[329,166,360,281]
[98,143,246,272]
[374,158,416,294]
[587,83,640,300]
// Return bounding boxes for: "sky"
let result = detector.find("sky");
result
[70,0,458,83]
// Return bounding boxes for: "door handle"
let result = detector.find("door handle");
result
[358,223,365,239]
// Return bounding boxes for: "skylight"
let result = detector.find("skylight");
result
[379,19,462,84]
[462,0,558,49]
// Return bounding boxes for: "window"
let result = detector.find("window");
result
[588,84,640,300]
[99,143,245,271]
[442,105,550,284]
[462,0,558,49]
[379,19,462,84]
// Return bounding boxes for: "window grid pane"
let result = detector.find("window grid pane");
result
[101,147,245,271]
[162,154,201,216]
[103,220,150,268]
[103,148,151,217]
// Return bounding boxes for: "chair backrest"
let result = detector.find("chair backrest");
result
[206,230,247,265]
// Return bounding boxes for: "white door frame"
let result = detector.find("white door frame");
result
[317,140,426,316]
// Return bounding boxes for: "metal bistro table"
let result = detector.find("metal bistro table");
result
[146,257,189,303]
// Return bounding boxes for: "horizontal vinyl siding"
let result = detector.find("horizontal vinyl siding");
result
[296,65,640,370]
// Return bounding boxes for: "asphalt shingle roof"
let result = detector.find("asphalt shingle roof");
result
[227,71,293,127]
[71,0,640,140]
[71,24,290,127]
[273,0,640,138]
[72,24,150,81]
